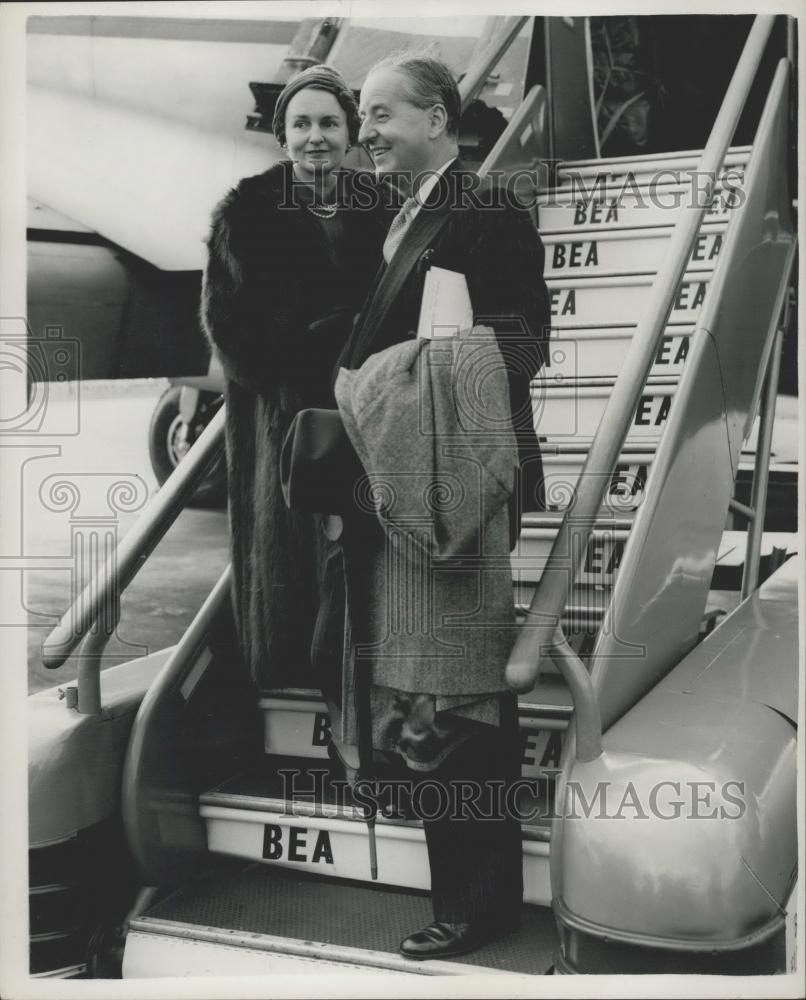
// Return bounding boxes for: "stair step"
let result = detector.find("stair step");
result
[259,674,572,777]
[544,324,694,380]
[514,527,759,598]
[543,222,726,278]
[555,149,748,189]
[555,145,751,174]
[540,450,654,513]
[533,443,781,516]
[199,762,553,905]
[515,520,631,589]
[538,183,740,231]
[126,916,492,976]
[124,862,557,976]
[534,376,678,443]
[547,271,710,328]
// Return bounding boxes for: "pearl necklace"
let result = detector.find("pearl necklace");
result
[306,202,339,220]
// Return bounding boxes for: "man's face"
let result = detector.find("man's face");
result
[358,68,434,181]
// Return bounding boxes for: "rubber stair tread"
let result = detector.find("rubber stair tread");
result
[140,860,558,974]
[200,757,555,840]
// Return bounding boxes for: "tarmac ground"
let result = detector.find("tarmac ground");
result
[15,380,230,694]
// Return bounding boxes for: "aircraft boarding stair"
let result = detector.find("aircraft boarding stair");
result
[168,139,764,876]
[121,98,796,976]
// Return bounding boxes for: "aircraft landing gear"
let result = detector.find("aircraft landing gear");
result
[148,386,227,508]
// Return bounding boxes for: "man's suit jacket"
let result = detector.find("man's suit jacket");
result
[337,158,550,513]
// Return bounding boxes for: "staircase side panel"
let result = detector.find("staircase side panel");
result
[589,332,735,732]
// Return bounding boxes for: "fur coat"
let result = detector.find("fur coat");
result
[200,160,386,691]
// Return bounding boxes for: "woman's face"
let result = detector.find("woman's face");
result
[284,88,350,182]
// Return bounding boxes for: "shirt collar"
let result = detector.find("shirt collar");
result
[410,157,457,217]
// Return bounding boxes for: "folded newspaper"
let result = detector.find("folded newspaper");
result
[416,265,473,339]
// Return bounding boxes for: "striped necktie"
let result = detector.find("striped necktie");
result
[382,196,419,263]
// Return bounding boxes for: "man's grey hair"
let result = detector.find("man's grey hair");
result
[370,52,461,138]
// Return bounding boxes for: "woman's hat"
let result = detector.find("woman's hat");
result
[272,64,360,146]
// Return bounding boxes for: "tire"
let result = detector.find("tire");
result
[148,386,227,508]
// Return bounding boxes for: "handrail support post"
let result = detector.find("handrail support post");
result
[546,627,602,762]
[728,498,755,522]
[76,606,118,715]
[741,323,785,599]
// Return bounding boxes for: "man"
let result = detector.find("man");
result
[334,53,550,960]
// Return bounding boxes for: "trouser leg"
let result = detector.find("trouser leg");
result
[412,695,523,924]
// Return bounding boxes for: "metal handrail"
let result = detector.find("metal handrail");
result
[42,406,226,671]
[505,15,777,706]
[458,16,529,109]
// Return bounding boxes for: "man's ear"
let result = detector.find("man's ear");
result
[427,103,449,139]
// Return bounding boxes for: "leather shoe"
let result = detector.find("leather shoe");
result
[399,919,505,960]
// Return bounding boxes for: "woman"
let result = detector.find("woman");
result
[201,65,386,692]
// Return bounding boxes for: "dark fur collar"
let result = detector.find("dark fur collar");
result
[227,159,375,215]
